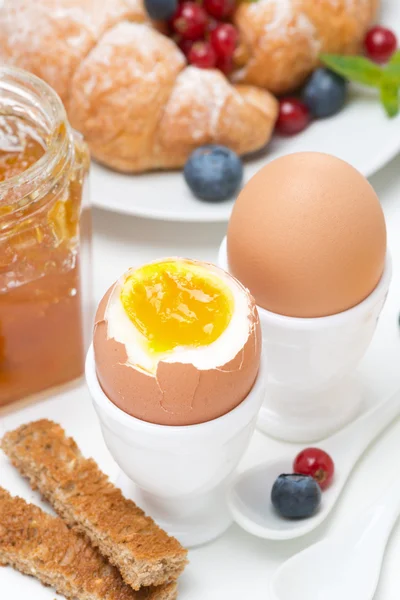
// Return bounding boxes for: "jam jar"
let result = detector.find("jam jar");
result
[0,67,91,408]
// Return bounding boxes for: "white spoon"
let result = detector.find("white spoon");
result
[270,473,400,600]
[228,390,400,540]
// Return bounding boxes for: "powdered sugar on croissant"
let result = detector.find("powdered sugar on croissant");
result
[69,23,277,172]
[157,67,277,170]
[69,22,187,172]
[0,0,148,103]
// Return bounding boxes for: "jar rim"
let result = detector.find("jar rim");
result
[0,66,70,196]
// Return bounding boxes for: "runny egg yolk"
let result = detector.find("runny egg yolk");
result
[120,261,234,355]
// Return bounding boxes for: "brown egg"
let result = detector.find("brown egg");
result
[93,259,261,426]
[227,152,387,318]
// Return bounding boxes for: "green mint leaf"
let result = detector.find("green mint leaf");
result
[319,53,384,87]
[388,51,400,67]
[380,81,400,117]
[383,67,400,84]
[383,51,400,84]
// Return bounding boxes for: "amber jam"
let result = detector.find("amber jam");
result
[0,68,91,408]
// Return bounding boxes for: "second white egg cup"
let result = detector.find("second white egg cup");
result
[219,237,392,443]
[86,346,266,548]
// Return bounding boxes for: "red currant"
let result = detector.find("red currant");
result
[206,18,219,34]
[204,0,235,20]
[177,37,194,57]
[216,55,233,75]
[188,41,217,68]
[211,24,238,59]
[293,448,335,490]
[275,98,311,135]
[364,26,398,63]
[171,2,208,41]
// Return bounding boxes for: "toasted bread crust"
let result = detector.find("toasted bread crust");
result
[1,420,188,591]
[0,487,177,600]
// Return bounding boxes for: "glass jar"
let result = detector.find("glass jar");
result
[0,67,92,408]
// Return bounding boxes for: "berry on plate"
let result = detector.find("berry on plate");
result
[293,448,335,490]
[275,98,311,135]
[184,145,243,202]
[302,68,347,119]
[364,26,398,64]
[271,474,322,519]
[216,55,234,75]
[177,37,194,57]
[210,24,238,59]
[206,18,219,34]
[188,41,217,68]
[171,2,208,41]
[203,0,235,20]
[144,0,178,21]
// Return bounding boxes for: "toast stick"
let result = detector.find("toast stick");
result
[0,487,177,600]
[1,420,188,591]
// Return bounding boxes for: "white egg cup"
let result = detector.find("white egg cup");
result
[219,237,392,443]
[86,346,266,548]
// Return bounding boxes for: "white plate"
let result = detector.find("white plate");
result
[91,1,400,222]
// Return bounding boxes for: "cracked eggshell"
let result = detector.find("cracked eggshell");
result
[93,275,261,426]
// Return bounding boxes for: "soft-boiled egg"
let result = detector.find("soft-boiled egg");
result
[93,258,261,426]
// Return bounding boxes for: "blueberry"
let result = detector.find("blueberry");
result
[144,0,177,21]
[271,474,321,519]
[184,145,243,203]
[302,68,348,119]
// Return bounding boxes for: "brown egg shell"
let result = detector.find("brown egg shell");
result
[227,152,387,318]
[93,284,262,426]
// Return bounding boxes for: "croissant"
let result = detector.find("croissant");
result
[0,0,277,173]
[233,0,380,94]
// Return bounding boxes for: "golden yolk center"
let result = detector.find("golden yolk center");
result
[120,261,234,354]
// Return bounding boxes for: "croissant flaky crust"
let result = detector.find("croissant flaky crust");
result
[0,0,378,173]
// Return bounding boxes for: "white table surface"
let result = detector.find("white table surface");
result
[2,156,400,599]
